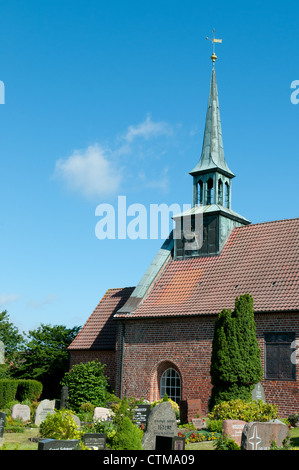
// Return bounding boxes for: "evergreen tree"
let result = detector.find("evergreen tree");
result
[209,294,263,410]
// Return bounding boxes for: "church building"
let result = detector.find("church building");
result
[68,50,299,418]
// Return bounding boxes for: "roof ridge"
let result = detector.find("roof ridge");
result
[234,216,299,230]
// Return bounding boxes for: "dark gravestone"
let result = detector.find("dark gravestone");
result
[0,412,6,446]
[0,412,6,438]
[180,398,202,423]
[60,386,69,409]
[82,433,107,450]
[38,439,79,450]
[133,404,151,430]
[155,436,185,450]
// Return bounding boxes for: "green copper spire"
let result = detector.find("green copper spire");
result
[190,66,234,179]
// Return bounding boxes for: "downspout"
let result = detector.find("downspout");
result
[119,320,126,399]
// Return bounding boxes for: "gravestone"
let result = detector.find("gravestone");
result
[191,418,206,430]
[133,404,151,430]
[155,435,185,450]
[34,399,56,426]
[0,412,6,447]
[82,433,107,450]
[70,414,81,429]
[93,407,112,422]
[241,421,289,450]
[60,385,69,409]
[38,438,79,450]
[11,404,31,422]
[252,382,266,402]
[142,402,178,450]
[0,341,4,364]
[222,420,247,447]
[179,398,201,423]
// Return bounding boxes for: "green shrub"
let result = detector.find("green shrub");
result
[39,410,81,440]
[61,360,111,411]
[109,416,143,450]
[288,414,299,427]
[0,380,18,409]
[208,399,278,422]
[16,379,43,403]
[207,418,223,433]
[4,416,25,433]
[213,434,240,450]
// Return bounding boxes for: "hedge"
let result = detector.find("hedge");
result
[0,379,43,409]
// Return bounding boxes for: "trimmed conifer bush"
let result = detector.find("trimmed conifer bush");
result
[209,294,263,409]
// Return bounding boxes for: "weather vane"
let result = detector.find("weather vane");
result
[206,29,222,64]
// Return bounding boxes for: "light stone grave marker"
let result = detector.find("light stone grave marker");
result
[93,407,112,422]
[241,420,289,450]
[222,419,247,447]
[11,404,31,422]
[34,399,56,426]
[141,402,178,450]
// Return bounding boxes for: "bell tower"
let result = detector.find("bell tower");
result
[174,32,250,259]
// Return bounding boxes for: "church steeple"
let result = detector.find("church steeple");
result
[190,66,234,180]
[190,40,234,209]
[173,34,250,259]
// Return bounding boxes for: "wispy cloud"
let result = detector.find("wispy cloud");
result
[0,293,19,307]
[124,114,173,142]
[54,144,122,199]
[27,294,59,309]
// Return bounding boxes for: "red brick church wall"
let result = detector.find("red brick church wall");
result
[69,349,117,391]
[116,312,299,418]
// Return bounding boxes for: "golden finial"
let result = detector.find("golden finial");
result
[206,29,222,64]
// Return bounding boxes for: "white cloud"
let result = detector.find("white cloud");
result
[27,294,59,309]
[0,293,19,307]
[54,144,122,198]
[124,114,173,142]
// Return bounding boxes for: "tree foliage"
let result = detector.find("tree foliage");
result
[61,360,111,411]
[0,310,25,362]
[12,323,80,398]
[210,294,263,409]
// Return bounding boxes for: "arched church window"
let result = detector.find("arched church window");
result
[207,178,214,205]
[160,368,181,403]
[197,180,203,205]
[225,182,230,208]
[218,179,223,205]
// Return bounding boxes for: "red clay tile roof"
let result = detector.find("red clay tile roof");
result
[68,287,134,350]
[115,218,299,319]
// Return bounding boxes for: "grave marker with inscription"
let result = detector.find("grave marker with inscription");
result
[38,438,79,450]
[11,404,31,422]
[241,421,289,450]
[34,399,56,426]
[252,382,266,402]
[141,402,178,450]
[155,435,186,450]
[82,433,107,449]
[222,420,247,447]
[133,404,151,430]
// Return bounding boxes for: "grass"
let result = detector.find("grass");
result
[1,428,40,450]
[1,425,299,451]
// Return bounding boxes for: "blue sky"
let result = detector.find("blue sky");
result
[0,0,298,333]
